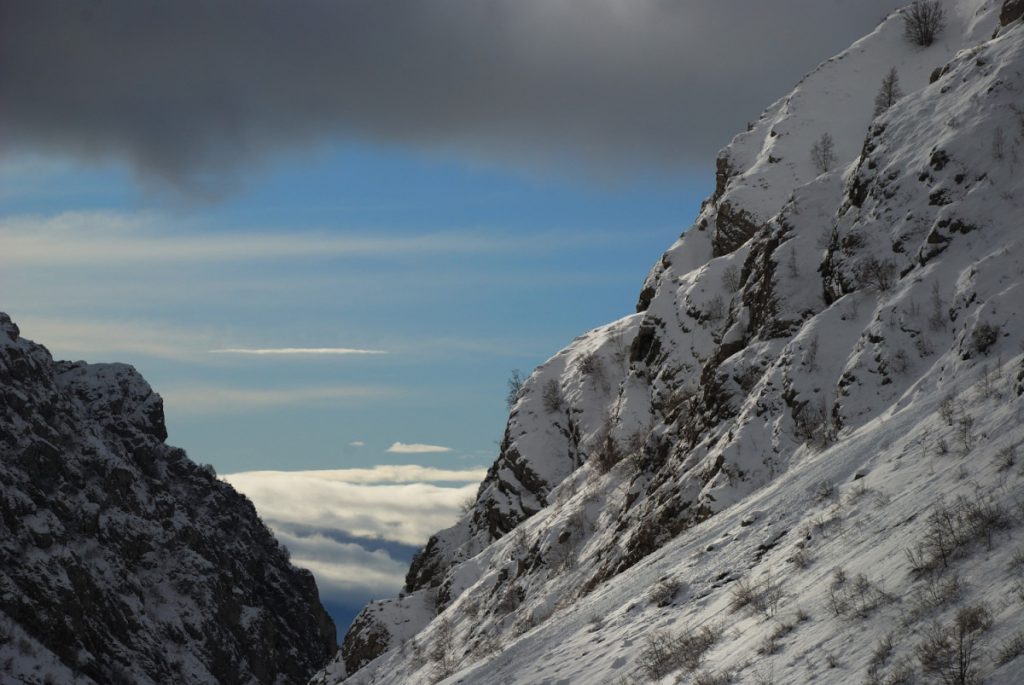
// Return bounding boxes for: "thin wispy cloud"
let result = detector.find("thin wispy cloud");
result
[160,384,395,415]
[0,210,609,266]
[16,316,217,363]
[348,441,366,448]
[210,347,387,356]
[386,442,453,454]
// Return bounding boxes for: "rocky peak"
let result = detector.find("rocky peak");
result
[0,315,337,684]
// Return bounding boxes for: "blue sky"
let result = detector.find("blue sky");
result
[3,146,708,475]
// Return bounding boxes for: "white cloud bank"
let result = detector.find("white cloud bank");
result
[223,467,483,546]
[386,442,453,454]
[235,465,487,485]
[223,466,485,603]
[271,529,411,600]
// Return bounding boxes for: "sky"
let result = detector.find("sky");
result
[0,0,907,635]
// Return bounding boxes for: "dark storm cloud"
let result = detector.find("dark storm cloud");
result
[0,0,903,186]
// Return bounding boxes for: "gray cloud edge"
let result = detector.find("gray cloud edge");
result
[1,0,903,189]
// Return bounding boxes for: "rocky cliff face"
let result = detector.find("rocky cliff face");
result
[321,2,1024,683]
[0,313,337,685]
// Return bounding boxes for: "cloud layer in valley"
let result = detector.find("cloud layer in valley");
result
[223,466,484,611]
[2,1,904,187]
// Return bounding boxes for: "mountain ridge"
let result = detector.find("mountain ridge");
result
[319,1,1024,683]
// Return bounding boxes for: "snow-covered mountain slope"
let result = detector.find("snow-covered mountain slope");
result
[319,2,1024,683]
[0,313,337,685]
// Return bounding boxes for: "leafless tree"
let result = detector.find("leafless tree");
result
[874,67,903,116]
[903,1,946,47]
[811,133,837,174]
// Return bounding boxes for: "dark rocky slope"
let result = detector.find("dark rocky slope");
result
[0,313,336,684]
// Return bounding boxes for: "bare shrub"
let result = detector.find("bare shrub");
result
[1013,580,1024,605]
[758,632,781,656]
[577,352,600,376]
[909,573,962,621]
[828,571,892,618]
[916,604,992,685]
[994,631,1024,667]
[903,1,946,47]
[1008,547,1024,575]
[956,414,975,453]
[704,295,726,322]
[471,631,502,659]
[813,479,836,501]
[890,349,909,375]
[871,657,916,685]
[976,364,1001,401]
[939,394,958,426]
[845,481,870,504]
[855,256,897,291]
[759,619,796,656]
[429,617,459,682]
[992,126,1006,161]
[971,323,1000,356]
[869,632,896,675]
[637,624,722,679]
[506,369,525,409]
[589,425,623,474]
[692,670,734,685]
[648,577,682,608]
[496,585,524,615]
[729,574,784,617]
[803,334,819,371]
[793,398,838,448]
[721,265,742,293]
[811,132,837,174]
[542,378,563,413]
[929,282,946,330]
[788,548,812,569]
[905,496,1013,575]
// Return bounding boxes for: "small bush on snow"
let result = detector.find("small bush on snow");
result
[637,624,723,679]
[648,577,682,607]
[905,496,1013,576]
[971,322,1001,356]
[995,631,1024,667]
[915,604,992,685]
[541,378,563,413]
[729,574,784,617]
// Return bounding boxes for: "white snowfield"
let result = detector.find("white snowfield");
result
[318,2,1024,683]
